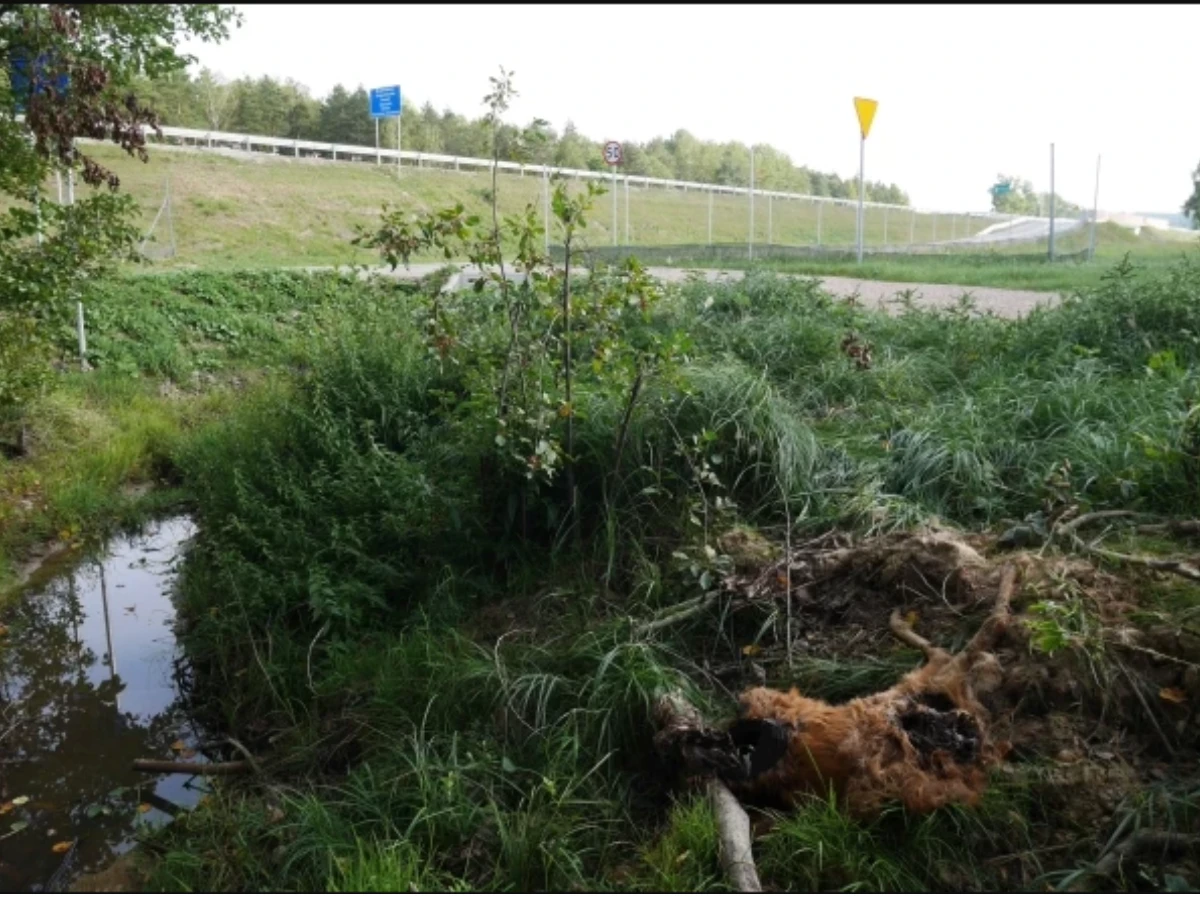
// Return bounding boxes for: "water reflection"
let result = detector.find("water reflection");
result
[0,517,206,892]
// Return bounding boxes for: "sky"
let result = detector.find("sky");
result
[179,4,1200,214]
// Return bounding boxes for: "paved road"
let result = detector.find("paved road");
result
[942,215,1085,247]
[306,264,1061,320]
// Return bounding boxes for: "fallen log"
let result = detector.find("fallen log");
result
[653,692,762,893]
[132,758,251,776]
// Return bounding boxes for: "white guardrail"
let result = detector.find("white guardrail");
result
[143,123,1010,222]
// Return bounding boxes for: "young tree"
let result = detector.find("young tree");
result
[1185,161,1200,228]
[196,67,232,131]
[0,4,238,431]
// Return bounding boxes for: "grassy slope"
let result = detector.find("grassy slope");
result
[64,142,1015,265]
[4,255,1195,890]
[59,142,1196,290]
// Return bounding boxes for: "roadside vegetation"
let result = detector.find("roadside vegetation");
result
[3,13,1200,893]
[7,228,1198,891]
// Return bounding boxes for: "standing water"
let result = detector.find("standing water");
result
[0,517,209,892]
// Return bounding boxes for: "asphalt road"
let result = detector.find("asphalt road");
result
[305,263,1060,320]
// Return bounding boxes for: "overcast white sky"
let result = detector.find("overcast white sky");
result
[180,4,1200,214]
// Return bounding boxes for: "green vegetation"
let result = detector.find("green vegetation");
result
[4,20,1200,894]
[1185,160,1200,229]
[597,224,1199,292]
[5,240,1195,889]
[132,68,909,202]
[47,142,1192,290]
[990,172,1083,217]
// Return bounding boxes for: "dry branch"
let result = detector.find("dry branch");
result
[132,758,251,776]
[1069,537,1200,584]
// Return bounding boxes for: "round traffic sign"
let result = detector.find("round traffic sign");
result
[603,140,622,166]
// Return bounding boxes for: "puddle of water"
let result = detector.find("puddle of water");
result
[0,517,209,892]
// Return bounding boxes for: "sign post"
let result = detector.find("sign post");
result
[369,85,402,177]
[603,140,622,247]
[853,97,878,264]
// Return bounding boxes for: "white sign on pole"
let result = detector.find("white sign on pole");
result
[603,140,623,166]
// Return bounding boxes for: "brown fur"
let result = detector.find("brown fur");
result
[729,564,1018,818]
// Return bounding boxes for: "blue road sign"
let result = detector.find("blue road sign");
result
[9,49,69,113]
[369,85,402,118]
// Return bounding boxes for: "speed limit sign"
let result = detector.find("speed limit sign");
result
[603,140,622,166]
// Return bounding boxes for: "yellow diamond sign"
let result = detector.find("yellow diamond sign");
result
[854,97,878,139]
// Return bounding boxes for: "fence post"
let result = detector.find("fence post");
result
[543,167,550,255]
[748,147,755,261]
[707,189,713,245]
[625,175,630,246]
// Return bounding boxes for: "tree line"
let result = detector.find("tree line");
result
[131,69,911,204]
[990,174,1084,218]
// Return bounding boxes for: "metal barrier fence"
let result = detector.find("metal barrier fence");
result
[24,120,1088,262]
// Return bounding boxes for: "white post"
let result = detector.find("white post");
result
[1089,154,1101,262]
[856,135,865,263]
[883,206,888,247]
[624,175,630,245]
[748,146,755,261]
[56,169,63,204]
[66,141,75,205]
[707,188,713,245]
[76,301,87,370]
[816,199,822,246]
[910,208,916,246]
[768,194,773,245]
[375,119,380,165]
[397,114,402,178]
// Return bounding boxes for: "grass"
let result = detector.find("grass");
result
[48,141,1194,291]
[5,248,1200,890]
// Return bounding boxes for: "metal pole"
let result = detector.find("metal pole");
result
[375,118,380,165]
[56,169,63,204]
[543,167,550,255]
[909,208,915,246]
[76,301,87,370]
[707,188,713,245]
[397,114,402,178]
[612,167,617,247]
[768,194,773,245]
[1088,154,1101,262]
[165,173,176,258]
[816,199,822,246]
[625,175,630,246]
[748,146,755,261]
[951,215,957,241]
[856,136,865,263]
[1048,142,1056,261]
[883,206,888,247]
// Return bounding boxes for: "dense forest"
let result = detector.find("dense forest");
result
[133,69,911,204]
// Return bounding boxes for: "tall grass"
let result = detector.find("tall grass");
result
[128,254,1200,890]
